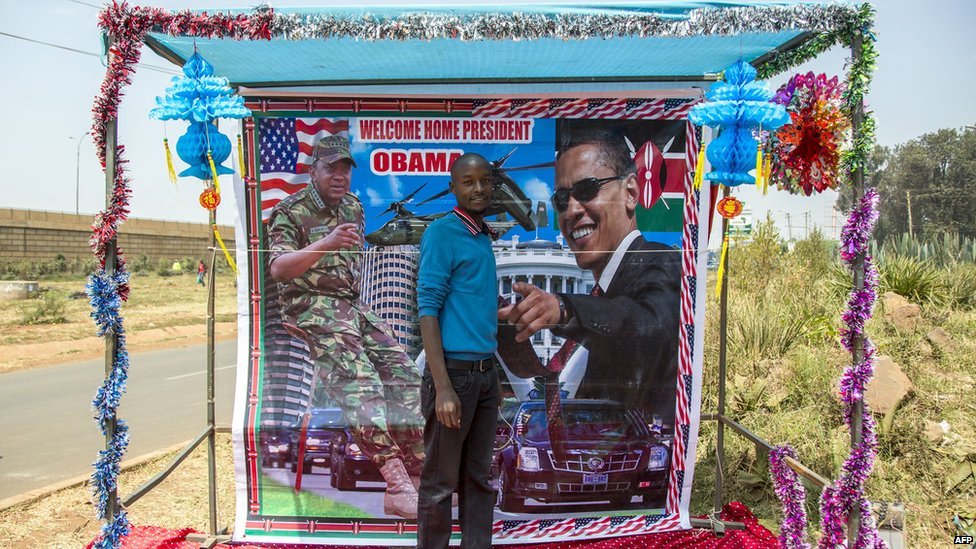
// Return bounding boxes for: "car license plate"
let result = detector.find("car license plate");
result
[583,473,608,485]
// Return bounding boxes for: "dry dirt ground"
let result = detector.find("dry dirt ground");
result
[0,435,237,548]
[0,273,238,374]
[0,273,239,546]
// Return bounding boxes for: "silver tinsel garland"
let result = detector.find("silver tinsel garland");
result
[269,4,858,42]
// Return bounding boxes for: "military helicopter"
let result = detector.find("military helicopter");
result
[365,184,449,246]
[365,149,551,247]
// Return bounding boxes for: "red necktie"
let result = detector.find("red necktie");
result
[545,284,603,462]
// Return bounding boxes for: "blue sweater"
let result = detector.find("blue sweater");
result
[417,213,497,360]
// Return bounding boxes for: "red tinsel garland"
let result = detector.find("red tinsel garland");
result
[88,1,272,267]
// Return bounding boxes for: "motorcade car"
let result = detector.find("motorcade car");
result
[328,427,384,490]
[493,399,671,512]
[289,407,345,474]
[259,425,292,468]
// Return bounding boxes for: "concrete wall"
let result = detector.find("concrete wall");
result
[0,208,236,263]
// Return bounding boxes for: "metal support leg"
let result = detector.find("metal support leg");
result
[714,185,731,517]
[206,240,218,535]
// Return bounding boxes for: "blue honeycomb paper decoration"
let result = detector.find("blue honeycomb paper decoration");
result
[150,51,250,180]
[689,60,789,187]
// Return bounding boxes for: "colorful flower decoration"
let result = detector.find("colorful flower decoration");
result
[769,72,851,195]
[689,60,790,186]
[150,51,251,180]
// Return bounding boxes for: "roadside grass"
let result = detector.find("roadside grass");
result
[690,225,976,547]
[0,272,238,346]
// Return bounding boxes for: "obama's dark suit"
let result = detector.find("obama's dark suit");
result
[556,235,682,424]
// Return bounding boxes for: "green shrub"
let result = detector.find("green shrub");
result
[730,214,784,297]
[877,255,943,304]
[20,291,68,325]
[938,264,976,309]
[728,297,808,364]
[792,227,836,280]
[132,253,153,273]
[157,258,176,277]
[877,232,976,267]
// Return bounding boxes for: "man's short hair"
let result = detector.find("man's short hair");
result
[449,152,490,178]
[557,128,636,177]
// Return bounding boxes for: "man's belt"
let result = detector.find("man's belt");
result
[445,357,494,372]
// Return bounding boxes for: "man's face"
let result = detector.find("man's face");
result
[555,144,637,274]
[309,159,352,205]
[450,157,493,215]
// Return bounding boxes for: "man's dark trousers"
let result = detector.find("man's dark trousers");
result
[416,365,499,549]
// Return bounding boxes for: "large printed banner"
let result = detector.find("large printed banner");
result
[232,96,710,545]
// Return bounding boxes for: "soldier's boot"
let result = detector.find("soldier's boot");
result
[410,475,458,507]
[381,458,419,519]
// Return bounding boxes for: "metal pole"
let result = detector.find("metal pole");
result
[714,185,731,516]
[102,56,119,526]
[847,30,867,545]
[207,212,218,535]
[75,131,89,215]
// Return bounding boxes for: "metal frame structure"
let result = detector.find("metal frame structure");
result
[91,4,874,547]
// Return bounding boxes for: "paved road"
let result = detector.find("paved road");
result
[0,340,237,500]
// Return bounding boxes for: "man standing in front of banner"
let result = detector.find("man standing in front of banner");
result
[267,135,424,519]
[499,128,681,426]
[417,153,499,549]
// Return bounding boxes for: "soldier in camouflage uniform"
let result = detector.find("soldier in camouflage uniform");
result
[267,135,424,519]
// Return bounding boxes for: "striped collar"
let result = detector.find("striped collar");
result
[452,207,497,239]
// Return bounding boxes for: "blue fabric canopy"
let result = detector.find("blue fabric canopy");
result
[144,1,853,87]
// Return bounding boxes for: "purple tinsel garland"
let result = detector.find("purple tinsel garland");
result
[770,446,810,549]
[819,188,886,549]
[823,189,885,549]
[769,189,887,549]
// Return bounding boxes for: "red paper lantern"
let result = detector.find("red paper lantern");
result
[199,188,221,210]
[717,196,743,219]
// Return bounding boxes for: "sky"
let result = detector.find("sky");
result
[1,0,974,242]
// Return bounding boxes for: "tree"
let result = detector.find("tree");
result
[836,127,976,242]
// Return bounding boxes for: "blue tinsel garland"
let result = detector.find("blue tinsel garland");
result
[86,268,132,546]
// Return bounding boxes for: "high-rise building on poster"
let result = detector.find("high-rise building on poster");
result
[360,245,422,357]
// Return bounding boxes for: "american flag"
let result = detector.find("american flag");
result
[472,98,512,118]
[258,117,350,220]
[498,519,536,538]
[661,98,697,119]
[510,98,549,118]
[586,98,627,119]
[532,518,574,539]
[548,98,589,118]
[626,98,664,118]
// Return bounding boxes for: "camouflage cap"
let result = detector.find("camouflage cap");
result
[311,135,357,167]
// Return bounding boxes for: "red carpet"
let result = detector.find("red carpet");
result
[88,502,776,549]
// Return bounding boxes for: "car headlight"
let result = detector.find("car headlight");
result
[307,438,322,446]
[348,443,364,457]
[275,443,290,452]
[647,446,669,471]
[518,447,540,471]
